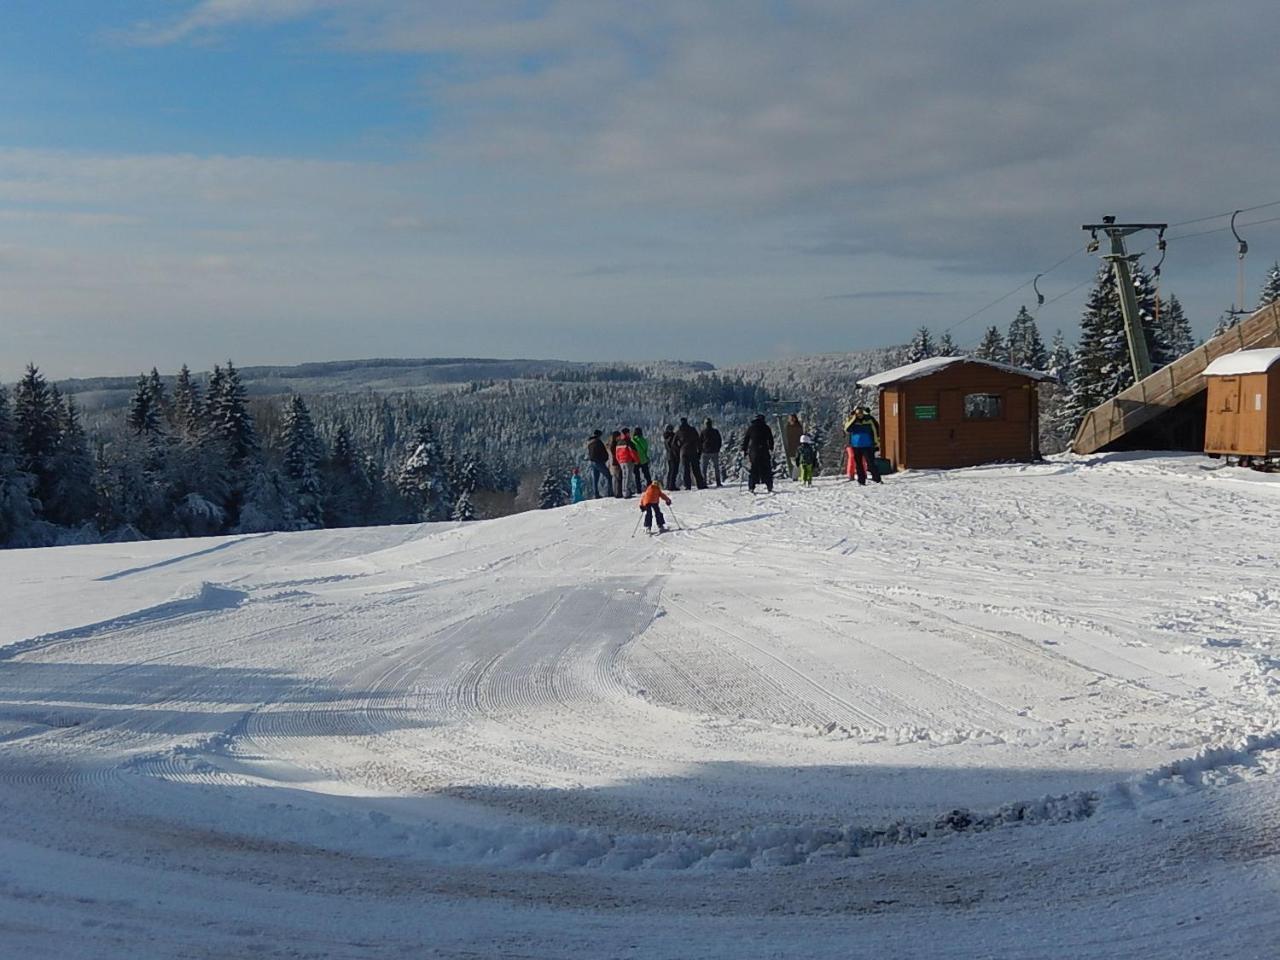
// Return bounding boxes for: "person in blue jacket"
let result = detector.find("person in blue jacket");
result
[570,467,585,503]
[844,406,883,486]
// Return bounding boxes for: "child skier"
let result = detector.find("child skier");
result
[570,467,585,503]
[796,434,818,486]
[638,481,672,534]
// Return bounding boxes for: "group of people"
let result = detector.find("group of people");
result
[580,417,728,501]
[571,404,886,523]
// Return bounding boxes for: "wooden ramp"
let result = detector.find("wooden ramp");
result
[1072,301,1280,454]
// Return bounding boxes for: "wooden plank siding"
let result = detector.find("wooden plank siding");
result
[889,366,1041,470]
[1204,368,1280,457]
[1071,300,1280,455]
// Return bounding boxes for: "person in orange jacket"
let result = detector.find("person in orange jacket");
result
[638,481,672,534]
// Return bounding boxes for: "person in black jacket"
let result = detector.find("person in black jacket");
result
[662,424,681,489]
[585,430,610,498]
[675,417,707,490]
[700,418,724,488]
[741,414,774,493]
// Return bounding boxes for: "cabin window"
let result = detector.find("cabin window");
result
[963,393,1002,420]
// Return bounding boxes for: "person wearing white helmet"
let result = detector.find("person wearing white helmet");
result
[796,433,819,486]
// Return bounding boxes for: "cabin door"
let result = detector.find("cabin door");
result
[1207,377,1241,453]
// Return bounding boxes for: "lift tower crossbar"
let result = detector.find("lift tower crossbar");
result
[1082,217,1167,381]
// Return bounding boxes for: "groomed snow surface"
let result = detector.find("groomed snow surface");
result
[2,452,1280,958]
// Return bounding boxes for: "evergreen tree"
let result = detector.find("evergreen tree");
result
[281,395,324,528]
[206,360,256,467]
[537,467,568,509]
[452,490,477,521]
[1065,265,1133,427]
[905,327,937,363]
[12,364,62,517]
[1211,310,1241,338]
[127,372,163,436]
[937,331,959,356]
[322,423,370,527]
[1258,261,1280,308]
[45,394,97,528]
[396,423,450,522]
[1065,264,1179,431]
[1047,331,1074,388]
[0,386,38,546]
[1156,294,1195,358]
[974,325,1010,363]
[1132,263,1175,369]
[172,364,202,438]
[1006,306,1048,370]
[235,467,297,533]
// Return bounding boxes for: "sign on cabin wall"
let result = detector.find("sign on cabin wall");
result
[913,404,938,421]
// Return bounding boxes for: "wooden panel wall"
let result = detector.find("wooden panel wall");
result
[893,366,1041,469]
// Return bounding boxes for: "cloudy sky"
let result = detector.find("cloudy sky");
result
[4,1,1280,379]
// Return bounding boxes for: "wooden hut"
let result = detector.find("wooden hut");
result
[857,357,1052,470]
[1202,347,1280,462]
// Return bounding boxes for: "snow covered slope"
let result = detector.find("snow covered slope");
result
[2,453,1279,958]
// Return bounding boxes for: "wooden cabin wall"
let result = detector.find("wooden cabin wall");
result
[894,366,1040,469]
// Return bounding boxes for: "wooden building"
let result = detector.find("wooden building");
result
[1202,347,1280,461]
[857,357,1052,470]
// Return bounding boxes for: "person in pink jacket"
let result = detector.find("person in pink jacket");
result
[616,428,642,497]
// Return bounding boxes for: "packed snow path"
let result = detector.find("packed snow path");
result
[2,453,1279,957]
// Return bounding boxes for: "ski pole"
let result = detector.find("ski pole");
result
[630,511,644,538]
[666,505,684,530]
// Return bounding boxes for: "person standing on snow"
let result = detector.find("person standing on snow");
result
[632,427,653,488]
[700,418,724,488]
[796,434,818,486]
[608,430,625,498]
[784,413,804,477]
[616,427,642,497]
[638,480,672,534]
[570,467,585,503]
[845,407,882,486]
[742,414,775,493]
[676,417,707,490]
[662,424,681,490]
[585,430,610,498]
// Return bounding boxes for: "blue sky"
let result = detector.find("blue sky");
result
[5,1,1280,379]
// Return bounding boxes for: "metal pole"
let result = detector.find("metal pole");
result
[1083,218,1166,384]
[1104,232,1153,381]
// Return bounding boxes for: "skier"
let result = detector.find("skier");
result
[700,418,723,488]
[570,467,585,503]
[676,417,707,490]
[662,424,681,490]
[585,429,610,498]
[742,414,775,493]
[845,407,882,486]
[796,434,818,486]
[784,413,804,478]
[638,480,671,534]
[632,426,653,488]
[616,427,642,497]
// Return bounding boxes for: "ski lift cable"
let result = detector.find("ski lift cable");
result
[930,201,1280,343]
[1165,198,1280,231]
[939,244,1088,336]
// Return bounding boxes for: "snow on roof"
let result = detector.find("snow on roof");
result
[1202,347,1280,377]
[856,355,1053,388]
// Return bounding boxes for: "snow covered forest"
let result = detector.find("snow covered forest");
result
[3,261,1280,549]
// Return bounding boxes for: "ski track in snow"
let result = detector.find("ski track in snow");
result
[2,453,1280,957]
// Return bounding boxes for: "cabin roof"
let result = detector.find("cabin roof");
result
[857,355,1054,388]
[1202,347,1280,377]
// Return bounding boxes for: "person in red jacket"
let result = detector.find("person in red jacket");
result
[616,428,642,497]
[639,481,671,533]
